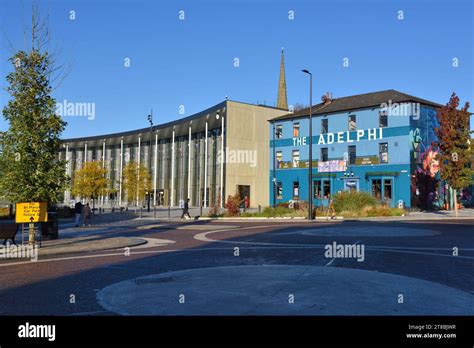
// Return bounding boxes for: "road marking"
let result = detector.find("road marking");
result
[1,223,473,267]
[130,237,176,248]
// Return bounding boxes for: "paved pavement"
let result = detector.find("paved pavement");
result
[0,216,472,315]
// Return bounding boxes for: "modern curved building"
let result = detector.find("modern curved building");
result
[60,100,288,208]
[61,51,291,208]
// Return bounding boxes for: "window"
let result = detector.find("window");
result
[292,150,300,168]
[276,151,283,168]
[348,145,356,165]
[348,114,357,130]
[293,122,300,137]
[277,182,283,199]
[372,179,382,199]
[276,124,283,139]
[293,182,299,199]
[321,147,328,162]
[321,119,328,134]
[323,180,331,199]
[379,111,388,128]
[314,180,321,199]
[345,180,358,192]
[379,143,388,164]
[384,179,392,200]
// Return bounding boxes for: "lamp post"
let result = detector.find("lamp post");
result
[272,122,276,208]
[302,69,313,220]
[147,111,153,212]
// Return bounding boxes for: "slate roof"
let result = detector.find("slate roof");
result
[270,89,442,122]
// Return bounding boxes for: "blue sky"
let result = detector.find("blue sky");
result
[1,0,473,138]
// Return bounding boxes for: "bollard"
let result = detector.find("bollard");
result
[153,206,157,219]
[258,205,261,213]
[168,206,171,219]
[200,205,203,217]
[139,208,142,219]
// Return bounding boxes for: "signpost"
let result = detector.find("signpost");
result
[15,202,48,245]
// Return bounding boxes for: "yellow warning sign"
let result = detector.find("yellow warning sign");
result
[15,202,48,223]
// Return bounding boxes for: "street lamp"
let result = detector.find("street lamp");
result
[272,122,276,208]
[147,111,153,212]
[301,69,313,220]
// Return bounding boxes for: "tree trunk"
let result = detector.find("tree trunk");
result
[453,189,458,217]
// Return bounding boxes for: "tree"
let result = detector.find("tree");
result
[71,161,108,207]
[122,162,152,206]
[0,45,68,205]
[434,93,472,216]
[224,192,241,217]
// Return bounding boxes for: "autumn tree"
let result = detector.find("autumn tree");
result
[122,162,152,206]
[71,161,108,208]
[435,93,472,216]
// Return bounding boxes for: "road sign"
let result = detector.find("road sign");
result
[15,202,48,223]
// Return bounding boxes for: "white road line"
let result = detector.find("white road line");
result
[1,223,472,267]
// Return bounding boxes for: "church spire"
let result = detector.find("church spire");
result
[277,48,288,110]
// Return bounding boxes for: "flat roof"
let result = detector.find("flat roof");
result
[61,100,285,147]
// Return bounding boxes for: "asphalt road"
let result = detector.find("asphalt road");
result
[0,219,472,315]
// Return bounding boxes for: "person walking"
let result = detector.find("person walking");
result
[181,198,191,220]
[74,201,83,227]
[82,203,92,227]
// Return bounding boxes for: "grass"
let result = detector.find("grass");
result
[210,191,408,218]
[333,191,377,213]
[241,206,308,218]
[339,205,406,218]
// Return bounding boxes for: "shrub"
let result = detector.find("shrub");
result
[224,192,241,217]
[339,206,406,218]
[332,191,377,213]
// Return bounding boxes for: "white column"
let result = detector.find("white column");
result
[153,132,158,206]
[188,126,192,203]
[220,116,225,208]
[84,142,88,163]
[119,138,123,206]
[102,141,106,168]
[137,135,141,207]
[171,130,175,206]
[162,141,165,201]
[204,121,208,208]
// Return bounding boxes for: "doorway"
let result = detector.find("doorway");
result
[237,185,250,207]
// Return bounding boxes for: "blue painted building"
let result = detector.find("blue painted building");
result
[269,89,445,208]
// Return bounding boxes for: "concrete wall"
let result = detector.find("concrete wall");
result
[226,102,287,207]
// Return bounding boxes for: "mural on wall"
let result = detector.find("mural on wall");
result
[410,107,441,209]
[422,146,440,178]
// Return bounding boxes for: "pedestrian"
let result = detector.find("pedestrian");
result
[74,201,83,227]
[181,198,191,220]
[82,203,91,227]
[244,195,249,212]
